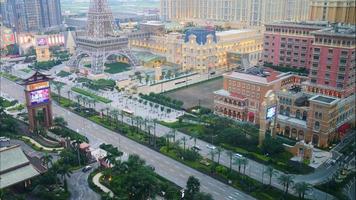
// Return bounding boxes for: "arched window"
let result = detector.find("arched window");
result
[285,126,290,136]
[279,105,284,114]
[296,110,301,119]
[286,107,290,116]
[292,128,298,138]
[302,111,307,120]
[298,130,304,140]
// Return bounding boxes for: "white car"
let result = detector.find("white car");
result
[234,153,244,158]
[206,144,216,150]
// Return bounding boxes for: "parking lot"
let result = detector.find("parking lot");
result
[164,77,223,109]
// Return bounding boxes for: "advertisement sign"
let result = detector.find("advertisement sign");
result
[266,106,277,120]
[30,88,50,105]
[37,38,48,46]
[27,81,50,91]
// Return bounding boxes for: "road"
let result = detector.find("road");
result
[1,77,255,200]
[67,163,100,200]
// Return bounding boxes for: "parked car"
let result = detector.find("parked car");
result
[82,165,92,172]
[192,145,201,151]
[234,153,244,159]
[206,144,216,150]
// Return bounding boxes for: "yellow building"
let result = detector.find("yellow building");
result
[161,0,310,26]
[309,0,356,24]
[130,28,263,73]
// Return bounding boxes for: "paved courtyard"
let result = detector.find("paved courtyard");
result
[164,77,223,109]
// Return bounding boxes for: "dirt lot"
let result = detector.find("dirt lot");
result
[164,77,223,109]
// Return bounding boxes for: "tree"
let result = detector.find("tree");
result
[53,116,67,127]
[233,157,244,173]
[170,128,177,143]
[216,146,223,165]
[41,153,53,169]
[242,158,249,175]
[190,132,199,147]
[208,149,217,172]
[226,150,234,172]
[186,176,200,198]
[278,174,294,197]
[67,90,71,101]
[52,81,64,103]
[181,136,188,151]
[57,164,72,183]
[293,182,312,200]
[264,165,278,186]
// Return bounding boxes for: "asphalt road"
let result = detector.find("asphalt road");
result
[67,163,100,200]
[0,77,255,200]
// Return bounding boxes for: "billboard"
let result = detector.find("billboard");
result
[27,81,50,91]
[30,88,50,105]
[37,38,48,46]
[266,106,277,120]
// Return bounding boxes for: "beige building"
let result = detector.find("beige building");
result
[309,0,356,24]
[130,28,263,72]
[160,0,310,26]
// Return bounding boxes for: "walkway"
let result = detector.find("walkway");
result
[92,172,114,198]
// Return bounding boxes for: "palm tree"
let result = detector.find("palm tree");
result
[278,174,294,197]
[67,90,71,101]
[241,158,249,175]
[208,149,217,173]
[57,164,72,183]
[216,146,223,165]
[153,119,157,148]
[181,136,188,151]
[41,153,53,169]
[233,157,244,173]
[73,140,82,166]
[264,165,278,186]
[226,150,234,171]
[53,116,67,127]
[110,109,120,129]
[170,128,177,143]
[76,95,82,106]
[190,132,199,147]
[293,182,312,200]
[52,81,64,103]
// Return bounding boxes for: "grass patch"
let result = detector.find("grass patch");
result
[71,87,112,103]
[0,71,21,81]
[56,70,71,77]
[104,62,131,74]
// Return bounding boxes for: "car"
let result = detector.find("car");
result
[234,153,243,158]
[192,145,201,151]
[206,144,216,150]
[82,165,92,172]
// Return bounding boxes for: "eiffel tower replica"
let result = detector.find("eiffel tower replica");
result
[67,0,139,74]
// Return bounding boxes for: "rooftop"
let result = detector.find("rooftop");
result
[216,29,256,36]
[224,67,293,85]
[309,95,339,105]
[266,21,329,29]
[0,145,40,189]
[311,25,356,38]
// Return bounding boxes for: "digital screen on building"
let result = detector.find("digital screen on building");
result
[266,106,277,120]
[37,38,48,46]
[30,88,49,105]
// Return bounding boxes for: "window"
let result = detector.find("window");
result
[314,121,320,130]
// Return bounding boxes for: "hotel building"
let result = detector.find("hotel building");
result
[160,0,310,26]
[263,22,355,98]
[305,25,355,98]
[130,26,263,72]
[263,21,328,69]
[309,0,356,24]
[213,67,355,147]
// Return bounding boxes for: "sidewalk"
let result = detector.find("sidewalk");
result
[92,172,114,198]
